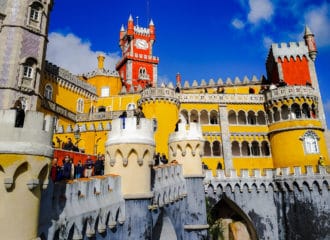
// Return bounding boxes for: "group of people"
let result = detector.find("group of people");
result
[119,106,146,128]
[50,154,105,182]
[153,152,168,165]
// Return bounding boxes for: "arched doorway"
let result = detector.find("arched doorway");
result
[208,196,258,240]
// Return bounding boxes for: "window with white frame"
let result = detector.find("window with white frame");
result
[23,65,33,78]
[77,98,84,113]
[28,2,43,29]
[301,130,319,154]
[101,87,110,97]
[44,85,53,100]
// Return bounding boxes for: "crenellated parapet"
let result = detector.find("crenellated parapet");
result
[205,165,329,194]
[180,75,263,89]
[44,175,125,239]
[0,110,54,190]
[267,42,309,62]
[150,163,187,209]
[0,110,53,157]
[169,122,205,177]
[44,61,97,98]
[106,117,155,147]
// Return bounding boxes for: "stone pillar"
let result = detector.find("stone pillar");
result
[0,110,53,239]
[219,104,233,172]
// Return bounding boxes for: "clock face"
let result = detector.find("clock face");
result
[135,39,148,50]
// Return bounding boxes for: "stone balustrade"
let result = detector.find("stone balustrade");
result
[265,85,317,103]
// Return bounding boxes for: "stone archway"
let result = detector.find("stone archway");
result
[152,210,177,240]
[208,196,258,240]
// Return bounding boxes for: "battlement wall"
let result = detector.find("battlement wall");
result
[169,122,204,143]
[205,165,329,193]
[151,163,187,208]
[268,41,309,61]
[106,117,155,146]
[44,61,97,96]
[0,110,53,157]
[41,175,125,239]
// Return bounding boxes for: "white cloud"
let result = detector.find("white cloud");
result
[46,32,120,74]
[232,18,245,29]
[304,3,330,47]
[247,0,274,24]
[263,36,273,49]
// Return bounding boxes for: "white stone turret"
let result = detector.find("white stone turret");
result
[0,110,53,239]
[105,117,155,199]
[168,121,205,177]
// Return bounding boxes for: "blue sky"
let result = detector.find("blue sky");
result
[47,0,330,127]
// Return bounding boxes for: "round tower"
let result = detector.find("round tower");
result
[0,110,53,239]
[105,117,155,198]
[138,87,180,157]
[264,86,329,172]
[168,121,208,239]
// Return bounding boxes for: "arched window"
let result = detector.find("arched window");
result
[212,141,221,156]
[28,2,43,29]
[273,107,280,122]
[77,98,84,113]
[190,110,199,123]
[231,141,240,156]
[204,141,211,156]
[44,84,53,100]
[257,111,266,125]
[281,105,289,120]
[302,103,310,118]
[247,111,256,125]
[291,103,301,119]
[300,130,319,154]
[228,110,237,124]
[138,67,149,80]
[210,110,218,124]
[180,110,189,123]
[21,57,38,90]
[200,110,209,124]
[237,111,247,124]
[251,141,260,156]
[241,141,250,156]
[261,141,270,156]
[267,110,273,124]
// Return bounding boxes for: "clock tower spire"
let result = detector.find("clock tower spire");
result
[116,16,159,92]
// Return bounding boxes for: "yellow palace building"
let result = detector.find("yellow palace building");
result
[40,16,329,174]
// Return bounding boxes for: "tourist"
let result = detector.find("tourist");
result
[74,160,84,179]
[84,155,94,177]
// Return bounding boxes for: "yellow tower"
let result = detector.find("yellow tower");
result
[105,117,155,198]
[0,110,53,239]
[138,87,180,157]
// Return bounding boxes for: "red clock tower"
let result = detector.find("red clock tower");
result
[116,15,159,92]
